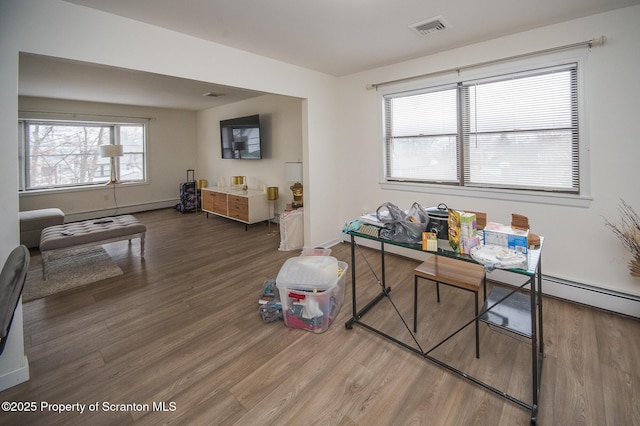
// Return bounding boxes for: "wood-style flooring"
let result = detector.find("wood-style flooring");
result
[1,208,638,425]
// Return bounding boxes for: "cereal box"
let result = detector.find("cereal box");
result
[448,210,478,253]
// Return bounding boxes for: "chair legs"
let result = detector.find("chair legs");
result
[474,290,479,358]
[414,275,480,359]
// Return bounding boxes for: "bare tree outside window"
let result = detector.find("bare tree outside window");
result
[19,120,147,190]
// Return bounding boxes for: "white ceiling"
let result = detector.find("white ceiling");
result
[19,0,640,110]
[64,0,639,76]
[19,53,268,111]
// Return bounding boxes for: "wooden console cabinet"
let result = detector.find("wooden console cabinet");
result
[201,187,270,225]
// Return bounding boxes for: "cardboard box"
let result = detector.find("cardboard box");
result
[448,210,479,254]
[422,231,438,252]
[483,222,529,254]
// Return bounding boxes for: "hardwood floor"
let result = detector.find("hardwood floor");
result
[1,208,639,425]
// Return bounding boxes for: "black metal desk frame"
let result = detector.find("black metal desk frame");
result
[344,231,544,424]
[414,270,485,359]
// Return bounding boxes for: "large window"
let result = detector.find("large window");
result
[18,119,147,191]
[383,63,580,194]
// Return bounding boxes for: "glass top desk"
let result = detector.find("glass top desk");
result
[345,230,544,424]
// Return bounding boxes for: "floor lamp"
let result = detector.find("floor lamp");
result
[100,144,124,185]
[267,186,279,234]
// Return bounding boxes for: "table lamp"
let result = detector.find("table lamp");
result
[100,144,124,185]
[285,162,303,209]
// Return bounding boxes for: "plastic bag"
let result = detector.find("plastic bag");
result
[376,202,428,243]
[259,279,282,323]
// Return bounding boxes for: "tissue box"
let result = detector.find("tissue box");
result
[276,257,347,333]
[483,222,529,254]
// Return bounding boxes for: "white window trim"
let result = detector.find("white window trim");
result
[377,49,592,208]
[18,180,149,197]
[18,112,149,192]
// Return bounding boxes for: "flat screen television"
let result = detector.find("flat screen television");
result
[220,114,262,159]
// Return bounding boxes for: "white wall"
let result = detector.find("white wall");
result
[2,0,638,391]
[336,5,640,315]
[197,94,303,213]
[0,2,28,392]
[18,97,197,220]
[3,0,339,243]
[0,0,339,389]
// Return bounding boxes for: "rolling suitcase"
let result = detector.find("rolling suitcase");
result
[177,169,197,213]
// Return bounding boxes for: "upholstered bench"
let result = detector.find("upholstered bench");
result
[19,208,65,249]
[39,215,146,280]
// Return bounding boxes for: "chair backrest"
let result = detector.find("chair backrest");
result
[0,245,30,355]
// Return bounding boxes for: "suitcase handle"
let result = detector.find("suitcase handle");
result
[187,169,195,182]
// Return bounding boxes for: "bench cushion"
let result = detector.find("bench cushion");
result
[40,215,146,251]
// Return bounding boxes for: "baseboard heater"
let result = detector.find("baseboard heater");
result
[543,274,640,303]
[540,274,640,318]
[64,200,177,222]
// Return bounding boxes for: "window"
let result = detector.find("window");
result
[383,63,580,194]
[18,119,147,191]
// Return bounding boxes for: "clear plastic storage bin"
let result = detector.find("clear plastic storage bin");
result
[276,256,347,333]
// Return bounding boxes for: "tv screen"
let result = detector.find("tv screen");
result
[220,114,262,159]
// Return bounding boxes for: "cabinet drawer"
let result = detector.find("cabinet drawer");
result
[228,197,249,221]
[228,202,248,214]
[228,195,248,208]
[228,209,249,222]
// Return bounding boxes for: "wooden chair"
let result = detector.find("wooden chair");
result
[413,255,486,358]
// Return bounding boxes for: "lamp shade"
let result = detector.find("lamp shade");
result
[100,144,124,158]
[285,162,303,182]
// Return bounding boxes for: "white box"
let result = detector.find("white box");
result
[483,222,529,255]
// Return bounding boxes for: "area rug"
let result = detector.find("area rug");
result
[23,246,123,302]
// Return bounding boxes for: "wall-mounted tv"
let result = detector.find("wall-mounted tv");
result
[220,114,262,160]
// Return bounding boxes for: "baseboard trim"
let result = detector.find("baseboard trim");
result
[64,199,178,222]
[338,233,640,318]
[0,356,30,392]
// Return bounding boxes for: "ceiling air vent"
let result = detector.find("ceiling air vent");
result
[202,92,224,98]
[410,16,450,36]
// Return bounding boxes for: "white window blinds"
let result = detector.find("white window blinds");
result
[384,86,459,183]
[462,64,578,192]
[383,63,579,193]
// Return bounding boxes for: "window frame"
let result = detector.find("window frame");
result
[18,116,148,192]
[377,50,592,207]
